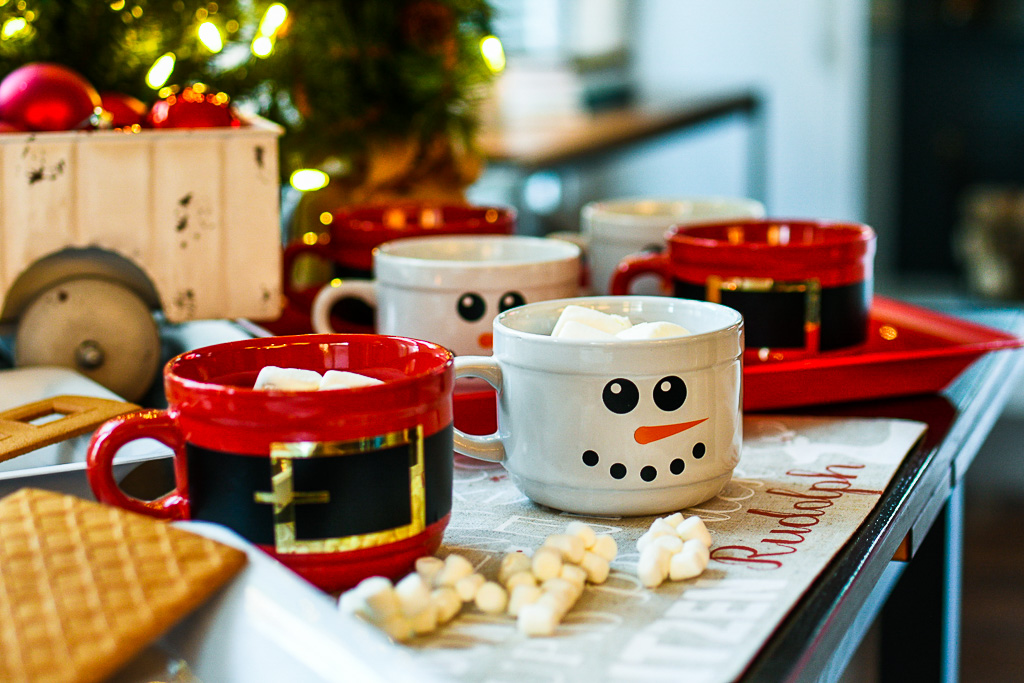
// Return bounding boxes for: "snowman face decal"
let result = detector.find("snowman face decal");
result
[456,290,526,352]
[581,375,708,483]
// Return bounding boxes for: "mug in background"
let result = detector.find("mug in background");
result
[611,219,877,357]
[311,234,581,356]
[567,197,765,295]
[453,296,743,516]
[86,334,455,592]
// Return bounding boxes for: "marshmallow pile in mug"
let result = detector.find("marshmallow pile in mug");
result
[252,366,384,391]
[550,304,691,341]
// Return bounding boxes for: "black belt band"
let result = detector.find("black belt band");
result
[673,279,870,352]
[185,424,453,549]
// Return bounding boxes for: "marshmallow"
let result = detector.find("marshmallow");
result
[320,369,384,390]
[376,614,415,642]
[432,587,462,624]
[474,581,508,615]
[552,305,633,338]
[505,570,538,593]
[436,553,475,587]
[543,577,583,604]
[517,602,559,637]
[498,551,533,585]
[409,601,439,635]
[676,516,713,548]
[615,321,690,340]
[253,366,322,391]
[683,538,711,567]
[652,534,684,555]
[352,576,400,618]
[564,521,597,549]
[395,573,432,617]
[579,550,610,584]
[668,545,707,582]
[551,320,617,340]
[415,556,445,585]
[531,546,563,581]
[591,535,618,563]
[559,563,588,591]
[543,533,586,564]
[508,584,543,617]
[661,512,685,527]
[637,545,670,588]
[455,573,486,602]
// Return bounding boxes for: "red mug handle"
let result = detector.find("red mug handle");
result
[86,409,189,520]
[609,252,672,295]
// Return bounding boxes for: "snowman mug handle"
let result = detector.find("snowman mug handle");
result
[452,356,506,463]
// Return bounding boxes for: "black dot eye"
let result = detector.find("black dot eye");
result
[456,293,486,321]
[653,376,686,411]
[498,291,525,312]
[602,379,639,414]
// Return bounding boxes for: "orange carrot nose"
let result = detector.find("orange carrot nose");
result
[478,332,493,349]
[634,418,708,445]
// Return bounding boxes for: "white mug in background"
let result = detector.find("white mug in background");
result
[558,197,766,295]
[453,295,744,516]
[311,235,581,356]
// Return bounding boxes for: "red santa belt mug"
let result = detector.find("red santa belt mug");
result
[86,334,454,593]
[611,219,877,357]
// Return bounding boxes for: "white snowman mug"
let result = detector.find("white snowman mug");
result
[311,235,581,356]
[453,295,744,516]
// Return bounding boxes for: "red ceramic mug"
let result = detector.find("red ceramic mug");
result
[86,334,454,593]
[281,203,516,333]
[611,219,876,358]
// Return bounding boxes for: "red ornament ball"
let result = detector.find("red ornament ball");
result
[0,63,101,131]
[99,91,148,128]
[147,85,238,129]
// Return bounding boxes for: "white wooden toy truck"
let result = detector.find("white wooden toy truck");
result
[0,117,283,400]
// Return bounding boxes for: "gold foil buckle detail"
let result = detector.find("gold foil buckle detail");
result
[706,275,822,353]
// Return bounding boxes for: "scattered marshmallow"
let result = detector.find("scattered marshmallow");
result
[409,601,439,635]
[253,366,323,391]
[320,369,384,390]
[432,587,462,624]
[517,602,559,637]
[394,573,432,617]
[498,551,533,585]
[634,514,713,588]
[579,550,611,585]
[637,545,670,588]
[474,581,509,615]
[591,535,618,563]
[676,516,713,548]
[435,553,474,587]
[565,521,597,549]
[415,556,445,585]
[543,533,586,564]
[455,573,486,602]
[531,546,564,582]
[507,584,543,617]
[505,570,538,593]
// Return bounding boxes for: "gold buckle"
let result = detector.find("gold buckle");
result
[254,425,426,554]
[706,275,822,353]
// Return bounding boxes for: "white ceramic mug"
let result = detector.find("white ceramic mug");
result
[453,295,744,516]
[567,197,766,294]
[311,235,581,356]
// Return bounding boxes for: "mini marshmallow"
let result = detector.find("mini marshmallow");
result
[559,563,588,591]
[517,602,559,637]
[652,534,684,555]
[543,533,586,564]
[432,587,462,624]
[498,551,533,585]
[436,553,475,587]
[352,576,400,617]
[543,577,583,603]
[508,584,543,617]
[338,591,370,618]
[579,550,610,584]
[376,614,415,642]
[455,573,486,603]
[537,590,574,620]
[409,601,439,635]
[676,516,713,548]
[474,581,508,615]
[591,535,618,563]
[253,366,322,391]
[683,538,711,567]
[551,305,633,338]
[551,320,617,340]
[636,518,679,552]
[564,521,597,549]
[661,512,685,527]
[319,369,384,390]
[531,546,563,581]
[395,573,432,617]
[668,546,706,582]
[637,546,669,588]
[415,556,445,585]
[505,570,538,593]
[615,321,690,340]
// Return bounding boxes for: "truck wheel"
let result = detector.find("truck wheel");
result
[14,278,161,402]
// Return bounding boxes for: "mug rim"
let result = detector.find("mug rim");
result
[668,218,876,252]
[582,196,766,231]
[332,203,516,242]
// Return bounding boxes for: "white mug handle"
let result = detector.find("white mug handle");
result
[453,356,505,463]
[311,280,378,333]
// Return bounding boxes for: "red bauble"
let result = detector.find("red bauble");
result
[0,63,101,131]
[100,91,147,128]
[147,86,239,129]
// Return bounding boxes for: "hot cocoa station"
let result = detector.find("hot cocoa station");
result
[1,25,1024,683]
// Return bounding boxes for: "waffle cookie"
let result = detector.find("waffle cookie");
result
[0,488,247,683]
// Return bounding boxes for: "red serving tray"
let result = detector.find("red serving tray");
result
[744,296,1024,411]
